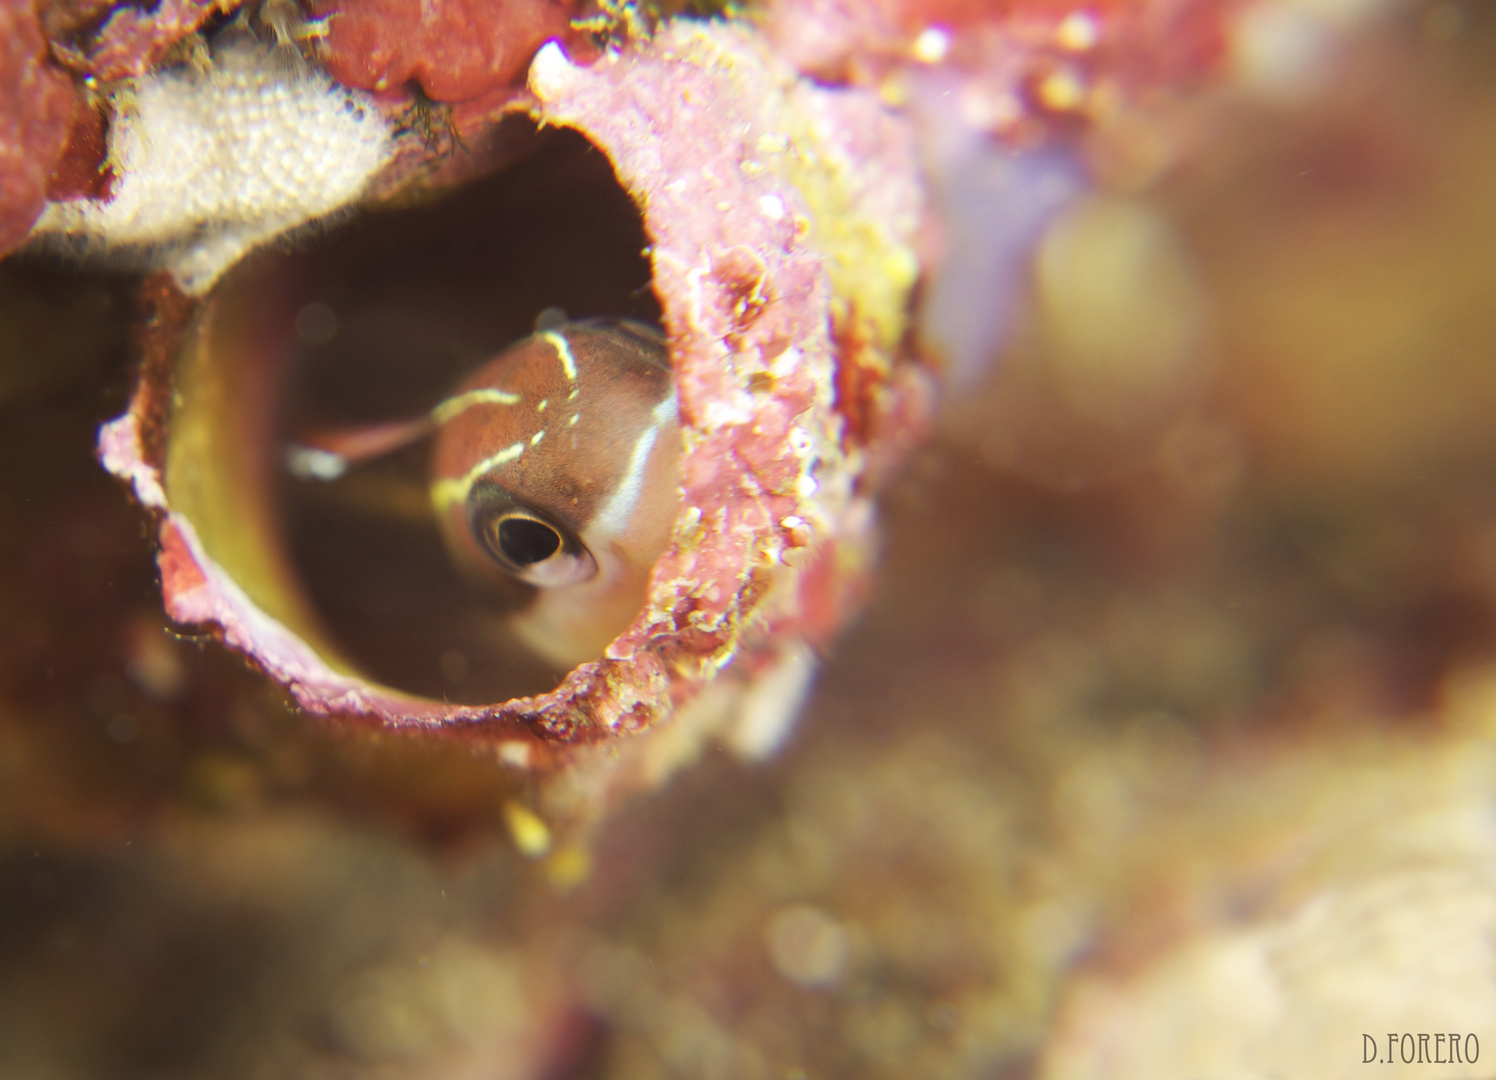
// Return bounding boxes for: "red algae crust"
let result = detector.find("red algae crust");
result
[104,22,928,753]
[309,0,579,102]
[0,0,76,254]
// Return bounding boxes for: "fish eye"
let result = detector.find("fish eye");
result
[470,491,598,587]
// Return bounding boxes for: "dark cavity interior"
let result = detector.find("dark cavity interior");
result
[274,120,661,704]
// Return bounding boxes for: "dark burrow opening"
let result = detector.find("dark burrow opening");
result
[270,119,662,704]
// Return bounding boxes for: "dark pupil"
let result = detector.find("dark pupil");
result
[498,517,561,566]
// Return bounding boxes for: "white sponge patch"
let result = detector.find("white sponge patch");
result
[33,39,393,294]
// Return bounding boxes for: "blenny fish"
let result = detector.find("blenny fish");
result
[290,318,682,671]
